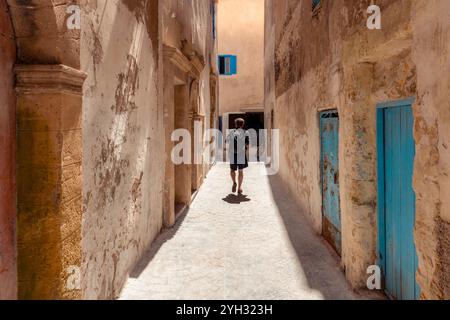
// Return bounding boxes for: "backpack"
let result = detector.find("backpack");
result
[230,129,247,154]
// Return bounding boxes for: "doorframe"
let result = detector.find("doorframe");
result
[376,97,416,295]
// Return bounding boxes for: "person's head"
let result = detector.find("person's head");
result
[235,118,245,129]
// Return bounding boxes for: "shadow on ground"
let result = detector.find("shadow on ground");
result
[129,208,189,279]
[222,193,251,204]
[267,172,384,300]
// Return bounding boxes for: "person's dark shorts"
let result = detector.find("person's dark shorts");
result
[230,152,248,171]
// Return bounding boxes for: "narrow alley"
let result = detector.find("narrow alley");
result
[1,0,450,302]
[120,163,364,300]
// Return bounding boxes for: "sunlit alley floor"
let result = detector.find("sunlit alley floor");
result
[120,163,372,300]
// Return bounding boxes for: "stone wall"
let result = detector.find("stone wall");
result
[265,0,450,298]
[0,0,16,300]
[218,0,265,115]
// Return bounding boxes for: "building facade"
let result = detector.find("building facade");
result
[265,0,450,299]
[0,0,218,300]
[217,0,265,134]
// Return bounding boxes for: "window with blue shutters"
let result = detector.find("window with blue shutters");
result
[219,55,237,76]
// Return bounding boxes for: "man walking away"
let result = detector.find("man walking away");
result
[226,118,249,194]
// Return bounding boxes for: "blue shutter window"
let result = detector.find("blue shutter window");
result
[218,55,237,76]
[230,55,237,75]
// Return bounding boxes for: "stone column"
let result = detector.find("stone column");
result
[340,62,378,289]
[15,65,86,300]
[174,85,192,207]
[191,113,205,192]
[163,65,175,228]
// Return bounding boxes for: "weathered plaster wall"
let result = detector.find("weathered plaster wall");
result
[81,0,216,300]
[0,0,16,300]
[218,0,264,115]
[265,0,450,297]
[162,0,216,187]
[411,0,450,299]
[81,0,163,299]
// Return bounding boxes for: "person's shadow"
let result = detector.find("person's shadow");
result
[222,193,251,204]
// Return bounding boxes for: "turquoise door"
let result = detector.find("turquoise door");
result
[377,99,420,300]
[320,110,341,255]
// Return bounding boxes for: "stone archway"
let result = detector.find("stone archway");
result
[6,0,80,67]
[6,0,86,299]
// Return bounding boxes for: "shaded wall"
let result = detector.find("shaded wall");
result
[218,0,264,115]
[0,0,16,300]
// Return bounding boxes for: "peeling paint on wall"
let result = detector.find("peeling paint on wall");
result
[81,0,163,299]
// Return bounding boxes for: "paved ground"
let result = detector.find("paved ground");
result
[120,163,372,300]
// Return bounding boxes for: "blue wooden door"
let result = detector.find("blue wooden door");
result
[377,101,420,300]
[320,111,341,255]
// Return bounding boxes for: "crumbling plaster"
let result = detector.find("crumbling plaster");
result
[81,0,216,299]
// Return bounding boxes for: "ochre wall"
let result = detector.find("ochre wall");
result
[7,0,84,299]
[0,0,16,300]
[218,0,265,115]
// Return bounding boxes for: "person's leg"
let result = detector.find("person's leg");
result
[230,169,237,192]
[230,169,236,183]
[238,170,244,194]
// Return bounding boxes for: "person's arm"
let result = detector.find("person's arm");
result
[245,131,250,150]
